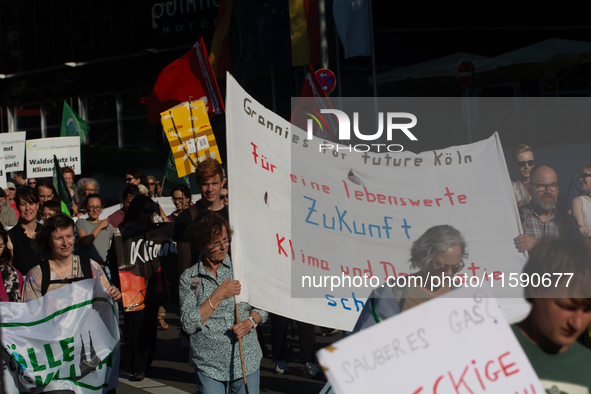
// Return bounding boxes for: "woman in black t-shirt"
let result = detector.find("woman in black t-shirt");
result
[8,187,48,275]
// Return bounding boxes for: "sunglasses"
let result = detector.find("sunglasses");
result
[125,177,135,182]
[148,182,155,186]
[432,260,464,274]
[220,194,228,199]
[517,160,535,168]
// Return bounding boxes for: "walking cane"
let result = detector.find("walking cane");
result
[235,304,250,394]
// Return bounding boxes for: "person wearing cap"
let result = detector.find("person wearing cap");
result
[4,182,18,220]
[0,189,17,227]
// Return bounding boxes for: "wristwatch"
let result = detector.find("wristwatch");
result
[247,316,258,329]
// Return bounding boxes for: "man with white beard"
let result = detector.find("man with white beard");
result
[515,165,579,252]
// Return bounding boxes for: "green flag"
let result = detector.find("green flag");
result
[60,101,89,141]
[53,155,72,205]
[163,150,190,190]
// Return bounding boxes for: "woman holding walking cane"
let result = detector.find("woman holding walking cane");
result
[180,210,267,394]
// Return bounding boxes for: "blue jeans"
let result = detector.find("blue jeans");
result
[195,368,260,394]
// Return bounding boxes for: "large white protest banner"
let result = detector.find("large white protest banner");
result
[25,136,81,178]
[317,286,544,394]
[0,131,26,172]
[226,74,525,330]
[1,280,120,394]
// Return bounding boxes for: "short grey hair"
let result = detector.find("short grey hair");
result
[409,225,468,270]
[84,178,100,194]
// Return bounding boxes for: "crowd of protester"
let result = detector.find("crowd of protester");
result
[1,146,590,393]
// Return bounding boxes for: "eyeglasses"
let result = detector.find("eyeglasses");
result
[172,197,186,202]
[220,194,228,199]
[579,173,591,180]
[531,183,559,192]
[208,238,231,251]
[432,260,464,274]
[125,177,135,183]
[517,160,535,168]
[87,206,102,211]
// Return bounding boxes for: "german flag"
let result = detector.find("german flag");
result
[209,0,320,75]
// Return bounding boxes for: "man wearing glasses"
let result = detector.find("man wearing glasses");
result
[512,144,535,188]
[515,165,579,252]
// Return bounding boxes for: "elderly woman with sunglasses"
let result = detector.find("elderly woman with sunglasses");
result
[353,225,467,332]
[180,210,267,394]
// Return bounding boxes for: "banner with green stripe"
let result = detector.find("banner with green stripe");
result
[1,279,119,394]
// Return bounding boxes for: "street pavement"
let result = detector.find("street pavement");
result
[117,305,341,394]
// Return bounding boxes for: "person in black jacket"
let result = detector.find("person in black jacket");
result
[8,187,48,275]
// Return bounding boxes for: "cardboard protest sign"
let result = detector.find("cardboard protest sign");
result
[161,100,221,178]
[25,137,81,178]
[317,286,544,394]
[225,73,525,331]
[0,154,7,189]
[0,131,26,172]
[113,223,178,312]
[1,280,119,394]
[163,150,191,188]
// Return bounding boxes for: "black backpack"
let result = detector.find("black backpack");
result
[40,255,93,296]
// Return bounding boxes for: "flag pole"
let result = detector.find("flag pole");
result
[188,96,198,142]
[368,0,377,98]
[235,304,250,394]
[271,70,277,113]
[169,111,197,168]
[161,176,168,193]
